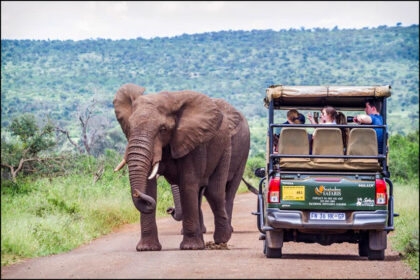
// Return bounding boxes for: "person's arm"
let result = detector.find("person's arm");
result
[353,114,372,124]
[307,112,317,124]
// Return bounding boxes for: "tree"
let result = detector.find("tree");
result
[1,114,60,181]
[55,96,115,156]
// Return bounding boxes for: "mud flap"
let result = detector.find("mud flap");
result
[266,230,284,249]
[369,230,387,251]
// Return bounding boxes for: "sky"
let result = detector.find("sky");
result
[1,1,419,40]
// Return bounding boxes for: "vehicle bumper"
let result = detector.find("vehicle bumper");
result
[266,208,388,230]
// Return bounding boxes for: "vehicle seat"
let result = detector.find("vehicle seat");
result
[312,128,344,163]
[277,128,309,162]
[346,128,378,163]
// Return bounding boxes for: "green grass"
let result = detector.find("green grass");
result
[0,164,175,266]
[390,182,419,276]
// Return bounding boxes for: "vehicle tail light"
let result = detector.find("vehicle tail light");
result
[375,179,387,205]
[268,176,280,203]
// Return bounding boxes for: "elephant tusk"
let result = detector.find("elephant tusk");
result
[148,162,159,180]
[114,159,126,172]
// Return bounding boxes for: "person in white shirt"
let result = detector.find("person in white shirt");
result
[307,106,337,124]
[307,106,348,154]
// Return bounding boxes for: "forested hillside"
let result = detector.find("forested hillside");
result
[2,25,419,270]
[1,25,419,156]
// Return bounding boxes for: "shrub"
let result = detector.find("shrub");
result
[388,131,419,183]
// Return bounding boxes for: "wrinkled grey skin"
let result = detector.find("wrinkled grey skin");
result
[167,185,207,234]
[113,83,250,251]
[167,98,256,235]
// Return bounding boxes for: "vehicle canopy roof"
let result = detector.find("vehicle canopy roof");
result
[264,85,392,111]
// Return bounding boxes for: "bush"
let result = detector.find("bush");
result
[388,131,419,183]
[244,155,265,179]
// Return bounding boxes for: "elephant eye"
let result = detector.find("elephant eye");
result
[160,125,167,133]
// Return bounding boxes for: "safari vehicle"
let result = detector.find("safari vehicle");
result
[253,85,397,260]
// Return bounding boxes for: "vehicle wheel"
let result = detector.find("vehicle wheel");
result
[266,246,282,258]
[368,249,385,260]
[358,232,369,257]
[263,240,267,255]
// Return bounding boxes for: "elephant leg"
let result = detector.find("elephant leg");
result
[179,187,206,235]
[198,186,207,234]
[179,185,205,250]
[136,178,162,251]
[225,164,247,232]
[206,152,232,244]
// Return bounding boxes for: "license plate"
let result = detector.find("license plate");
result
[309,212,346,221]
[282,186,305,201]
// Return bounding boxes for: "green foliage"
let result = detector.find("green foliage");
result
[244,154,266,179]
[1,25,419,139]
[1,114,57,180]
[10,114,39,143]
[7,113,55,156]
[388,131,419,183]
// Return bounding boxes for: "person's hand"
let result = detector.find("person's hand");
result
[307,112,313,121]
[353,116,359,123]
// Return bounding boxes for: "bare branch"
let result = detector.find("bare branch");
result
[56,126,84,154]
[2,156,67,182]
[93,161,104,184]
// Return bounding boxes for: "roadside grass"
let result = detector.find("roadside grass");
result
[390,182,419,276]
[1,161,174,266]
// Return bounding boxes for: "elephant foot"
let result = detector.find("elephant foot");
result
[136,238,162,251]
[214,226,233,244]
[180,236,205,250]
[180,225,206,235]
[201,224,207,234]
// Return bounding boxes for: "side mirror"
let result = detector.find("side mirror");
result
[254,167,266,178]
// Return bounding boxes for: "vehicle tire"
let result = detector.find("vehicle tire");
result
[266,246,282,258]
[263,240,267,255]
[368,249,385,260]
[367,230,386,260]
[358,232,369,257]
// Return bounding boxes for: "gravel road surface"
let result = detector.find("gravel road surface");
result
[1,192,415,279]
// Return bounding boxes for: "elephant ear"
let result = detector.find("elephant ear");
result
[212,98,243,135]
[168,91,223,159]
[113,84,145,138]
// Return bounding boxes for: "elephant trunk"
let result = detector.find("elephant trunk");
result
[127,135,156,214]
[166,184,183,221]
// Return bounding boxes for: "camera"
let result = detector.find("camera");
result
[347,116,355,123]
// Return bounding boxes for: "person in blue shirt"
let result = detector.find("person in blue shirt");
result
[353,99,384,154]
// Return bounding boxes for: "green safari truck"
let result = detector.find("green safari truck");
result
[253,85,397,260]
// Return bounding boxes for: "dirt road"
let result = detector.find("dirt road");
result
[1,192,415,279]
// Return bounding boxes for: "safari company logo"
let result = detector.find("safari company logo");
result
[315,185,325,195]
[315,185,342,196]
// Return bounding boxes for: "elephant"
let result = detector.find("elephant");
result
[165,99,258,234]
[113,83,253,251]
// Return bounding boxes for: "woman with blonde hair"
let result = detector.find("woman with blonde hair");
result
[307,106,348,153]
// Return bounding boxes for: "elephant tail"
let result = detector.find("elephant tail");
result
[241,178,258,195]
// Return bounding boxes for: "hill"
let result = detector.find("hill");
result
[1,25,419,155]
